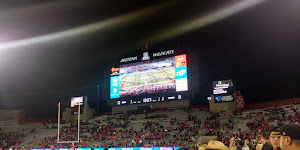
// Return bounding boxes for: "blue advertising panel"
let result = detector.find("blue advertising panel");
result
[93,148,105,150]
[159,147,180,150]
[76,148,91,150]
[108,148,122,150]
[175,66,187,79]
[110,76,120,99]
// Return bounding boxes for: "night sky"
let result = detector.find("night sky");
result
[0,0,299,118]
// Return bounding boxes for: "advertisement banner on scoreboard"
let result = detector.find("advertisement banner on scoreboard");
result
[176,78,188,91]
[110,76,120,99]
[175,54,187,68]
[175,67,187,79]
[175,54,188,92]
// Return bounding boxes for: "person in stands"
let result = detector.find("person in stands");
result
[279,123,300,150]
[268,128,281,150]
[198,140,229,150]
[261,133,272,150]
[238,140,250,150]
[50,145,55,150]
[229,137,243,150]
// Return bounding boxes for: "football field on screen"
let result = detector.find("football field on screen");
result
[120,67,175,89]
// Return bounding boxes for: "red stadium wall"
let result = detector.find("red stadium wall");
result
[246,97,300,109]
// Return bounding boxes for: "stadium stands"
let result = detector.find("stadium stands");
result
[0,103,299,150]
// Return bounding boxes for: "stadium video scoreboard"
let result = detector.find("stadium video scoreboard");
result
[109,50,189,106]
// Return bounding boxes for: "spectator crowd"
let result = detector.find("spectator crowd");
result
[1,104,300,150]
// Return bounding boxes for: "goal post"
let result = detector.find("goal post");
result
[57,102,81,144]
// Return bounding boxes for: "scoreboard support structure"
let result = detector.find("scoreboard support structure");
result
[209,91,245,112]
[112,99,190,113]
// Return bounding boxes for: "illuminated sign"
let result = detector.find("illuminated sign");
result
[215,81,230,88]
[111,67,119,73]
[111,67,120,76]
[122,148,133,150]
[141,148,152,150]
[76,149,90,150]
[213,88,228,95]
[110,76,120,99]
[175,54,188,92]
[215,95,234,103]
[153,50,174,57]
[176,78,188,91]
[175,54,187,68]
[175,67,187,78]
[120,56,137,63]
[213,79,233,95]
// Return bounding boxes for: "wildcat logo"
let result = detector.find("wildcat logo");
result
[142,52,150,61]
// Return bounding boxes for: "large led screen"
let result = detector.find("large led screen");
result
[110,54,188,99]
[213,79,233,95]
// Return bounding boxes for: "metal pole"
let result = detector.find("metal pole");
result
[78,104,80,142]
[97,85,99,116]
[57,102,60,143]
